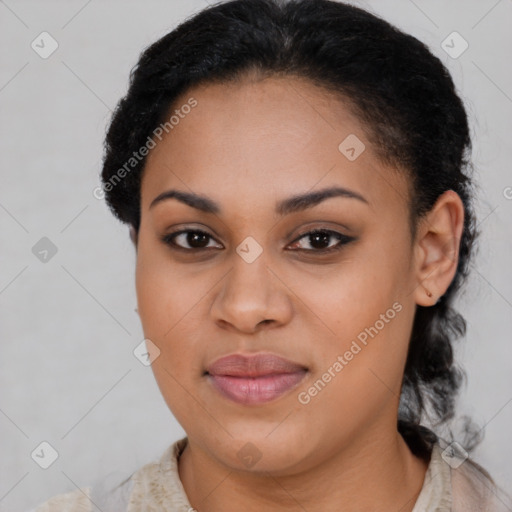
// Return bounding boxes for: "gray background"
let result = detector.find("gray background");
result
[0,0,511,510]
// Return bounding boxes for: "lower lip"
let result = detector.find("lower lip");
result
[208,372,307,405]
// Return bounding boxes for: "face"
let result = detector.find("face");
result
[135,75,421,474]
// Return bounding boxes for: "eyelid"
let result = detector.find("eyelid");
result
[290,226,350,242]
[284,220,353,240]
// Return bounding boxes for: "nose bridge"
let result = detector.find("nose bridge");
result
[227,230,271,294]
[225,248,272,308]
[211,243,290,331]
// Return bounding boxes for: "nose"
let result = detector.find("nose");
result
[210,254,293,334]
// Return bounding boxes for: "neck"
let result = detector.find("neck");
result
[178,423,429,512]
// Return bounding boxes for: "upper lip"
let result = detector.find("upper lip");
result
[206,353,307,377]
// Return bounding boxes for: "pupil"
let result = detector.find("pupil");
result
[310,232,330,249]
[188,232,209,248]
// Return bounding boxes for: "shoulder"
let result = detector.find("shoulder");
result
[450,455,512,512]
[28,487,92,512]
[127,436,192,509]
[27,437,191,512]
[413,440,512,512]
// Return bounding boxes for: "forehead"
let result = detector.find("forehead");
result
[141,76,409,216]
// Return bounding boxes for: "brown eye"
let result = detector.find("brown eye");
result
[161,230,222,251]
[288,230,355,253]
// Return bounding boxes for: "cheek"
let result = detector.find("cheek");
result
[294,233,413,388]
[135,255,206,417]
[291,255,404,342]
[135,242,193,336]
[294,272,412,437]
[135,258,172,339]
[134,245,213,373]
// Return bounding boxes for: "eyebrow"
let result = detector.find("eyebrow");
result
[149,186,369,215]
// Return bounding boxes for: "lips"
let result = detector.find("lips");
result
[206,353,308,405]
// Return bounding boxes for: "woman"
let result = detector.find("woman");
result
[31,0,511,510]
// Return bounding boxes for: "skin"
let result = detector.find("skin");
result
[132,75,464,511]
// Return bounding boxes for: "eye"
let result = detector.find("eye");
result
[161,229,222,251]
[161,228,355,254]
[288,229,355,253]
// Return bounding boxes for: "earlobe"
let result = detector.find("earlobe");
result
[413,190,465,307]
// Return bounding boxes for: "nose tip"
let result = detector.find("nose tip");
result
[210,255,293,334]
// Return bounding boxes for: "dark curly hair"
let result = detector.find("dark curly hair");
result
[100,0,479,458]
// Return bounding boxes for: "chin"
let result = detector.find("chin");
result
[201,420,319,475]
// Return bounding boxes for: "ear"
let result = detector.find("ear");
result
[129,224,138,248]
[412,190,465,307]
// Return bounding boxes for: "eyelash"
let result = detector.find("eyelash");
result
[160,228,355,255]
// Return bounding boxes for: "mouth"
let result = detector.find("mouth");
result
[205,353,308,405]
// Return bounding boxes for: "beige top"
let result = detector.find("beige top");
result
[30,437,511,511]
